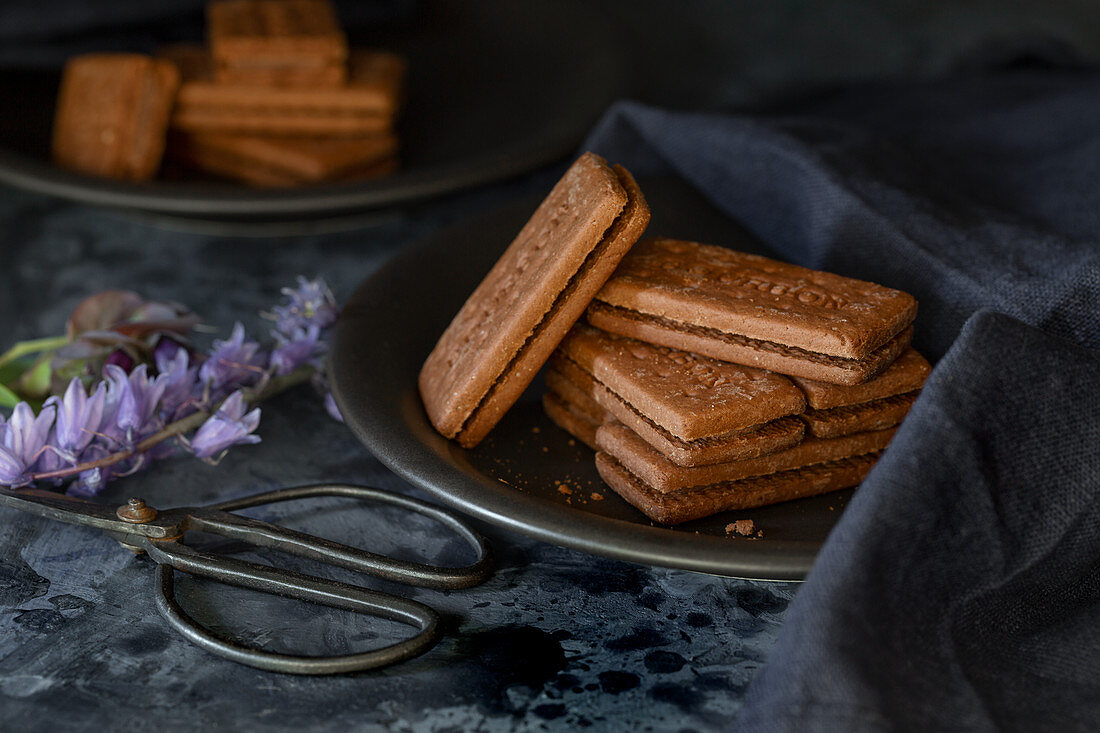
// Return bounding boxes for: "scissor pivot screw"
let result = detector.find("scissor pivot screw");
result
[117,497,157,524]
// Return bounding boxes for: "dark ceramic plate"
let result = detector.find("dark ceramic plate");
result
[0,1,627,222]
[330,176,853,580]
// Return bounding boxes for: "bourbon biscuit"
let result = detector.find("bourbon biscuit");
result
[542,392,602,450]
[168,141,395,186]
[801,390,919,439]
[791,348,931,410]
[171,49,404,136]
[213,63,347,88]
[589,238,917,385]
[168,131,398,184]
[544,365,608,427]
[549,349,803,467]
[208,0,348,85]
[557,325,805,440]
[52,54,180,181]
[418,153,650,448]
[596,450,879,525]
[588,302,912,386]
[596,420,896,493]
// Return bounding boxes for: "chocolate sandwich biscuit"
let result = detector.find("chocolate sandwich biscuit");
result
[543,361,611,449]
[544,365,608,426]
[554,326,805,466]
[588,238,918,385]
[549,352,804,468]
[213,64,346,88]
[794,347,929,437]
[800,391,919,439]
[597,419,896,493]
[208,0,348,86]
[596,450,879,525]
[168,131,398,185]
[791,348,931,410]
[172,48,404,136]
[542,392,602,450]
[419,153,650,448]
[52,54,180,181]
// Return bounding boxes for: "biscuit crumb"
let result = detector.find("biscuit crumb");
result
[557,485,573,496]
[726,519,762,538]
[590,492,604,501]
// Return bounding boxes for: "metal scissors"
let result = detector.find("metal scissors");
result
[0,483,492,675]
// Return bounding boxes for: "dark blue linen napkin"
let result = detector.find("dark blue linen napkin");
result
[584,75,1100,731]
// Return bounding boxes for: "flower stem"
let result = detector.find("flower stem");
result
[0,336,70,370]
[30,366,314,482]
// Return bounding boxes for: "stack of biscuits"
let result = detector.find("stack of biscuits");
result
[548,238,928,524]
[51,0,404,187]
[420,153,928,526]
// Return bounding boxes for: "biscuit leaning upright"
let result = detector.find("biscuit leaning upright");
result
[419,153,650,448]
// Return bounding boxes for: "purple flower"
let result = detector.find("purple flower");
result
[104,364,166,439]
[190,391,261,459]
[0,403,57,487]
[68,466,109,497]
[199,323,266,394]
[34,426,66,479]
[104,349,135,372]
[156,348,200,421]
[0,429,26,486]
[44,379,107,458]
[270,277,338,336]
[152,335,188,366]
[269,325,325,376]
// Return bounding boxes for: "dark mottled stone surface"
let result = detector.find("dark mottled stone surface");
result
[0,184,796,731]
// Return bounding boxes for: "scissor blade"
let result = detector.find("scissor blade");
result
[146,539,437,627]
[193,484,493,589]
[186,509,425,584]
[0,486,180,539]
[0,486,122,529]
[186,507,490,590]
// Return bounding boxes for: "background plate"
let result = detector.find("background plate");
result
[330,176,853,580]
[0,0,627,221]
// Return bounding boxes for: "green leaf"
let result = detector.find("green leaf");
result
[15,355,53,400]
[0,354,35,387]
[0,335,69,370]
[0,382,21,409]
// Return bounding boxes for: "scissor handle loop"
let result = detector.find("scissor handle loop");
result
[144,484,493,674]
[152,552,439,675]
